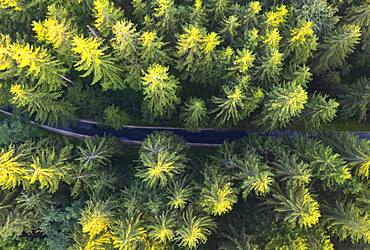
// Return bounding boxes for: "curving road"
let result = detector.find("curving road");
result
[1,109,369,147]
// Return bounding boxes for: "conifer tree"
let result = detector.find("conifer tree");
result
[136,132,187,187]
[93,0,124,36]
[300,93,339,130]
[232,48,255,74]
[77,200,114,249]
[288,65,312,87]
[191,0,206,25]
[220,15,240,42]
[153,0,176,33]
[325,202,370,243]
[111,20,138,57]
[207,0,231,24]
[176,25,204,74]
[212,85,246,127]
[273,152,312,188]
[32,5,75,52]
[259,83,308,130]
[291,137,352,189]
[265,5,288,28]
[322,133,370,179]
[199,165,237,216]
[255,48,283,82]
[0,0,21,11]
[141,64,180,118]
[315,24,361,71]
[148,211,176,244]
[339,77,370,121]
[236,149,275,198]
[139,31,169,66]
[167,178,193,210]
[175,207,216,249]
[0,145,27,190]
[288,21,318,64]
[112,215,147,250]
[180,98,208,130]
[76,137,115,169]
[71,35,123,90]
[268,186,321,229]
[0,34,12,72]
[10,84,74,125]
[103,105,130,130]
[7,40,67,90]
[26,145,72,193]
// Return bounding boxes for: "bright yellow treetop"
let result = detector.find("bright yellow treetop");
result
[142,64,170,90]
[0,34,12,71]
[0,148,26,189]
[301,191,321,228]
[264,28,282,48]
[249,1,262,15]
[234,49,255,73]
[9,43,48,75]
[201,32,221,54]
[0,0,21,11]
[290,21,314,46]
[212,183,237,215]
[154,0,174,18]
[265,5,288,27]
[177,26,203,56]
[27,161,60,192]
[72,35,104,67]
[112,20,138,54]
[32,18,71,48]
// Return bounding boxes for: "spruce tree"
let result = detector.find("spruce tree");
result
[10,84,74,125]
[141,64,180,118]
[315,24,361,71]
[259,83,308,130]
[339,77,370,121]
[180,98,208,130]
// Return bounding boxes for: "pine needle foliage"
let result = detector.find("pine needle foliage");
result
[339,77,370,122]
[325,202,370,243]
[180,97,208,130]
[141,64,180,118]
[175,207,216,249]
[10,84,74,125]
[300,93,339,130]
[136,132,187,188]
[199,165,237,216]
[316,24,361,71]
[236,149,275,198]
[268,186,321,229]
[259,83,308,130]
[76,137,115,169]
[71,35,123,91]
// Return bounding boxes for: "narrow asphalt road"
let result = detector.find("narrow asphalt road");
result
[1,109,369,147]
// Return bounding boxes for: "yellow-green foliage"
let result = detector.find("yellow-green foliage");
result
[0,0,21,11]
[141,64,180,118]
[270,187,321,228]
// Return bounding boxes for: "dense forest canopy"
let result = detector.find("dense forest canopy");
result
[0,0,369,130]
[0,0,369,250]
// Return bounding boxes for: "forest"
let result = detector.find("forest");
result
[0,0,369,249]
